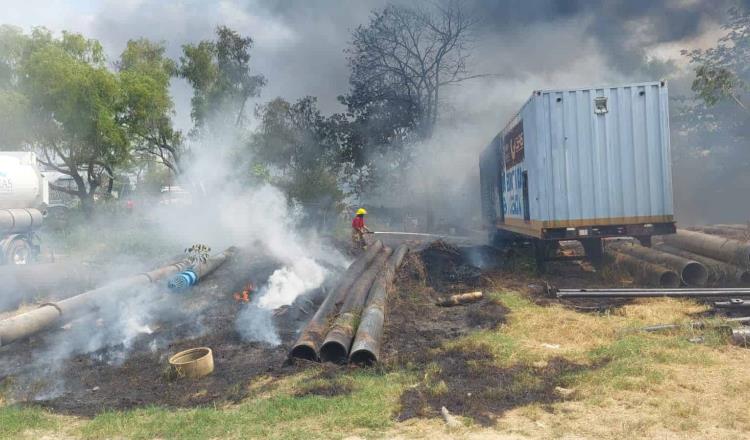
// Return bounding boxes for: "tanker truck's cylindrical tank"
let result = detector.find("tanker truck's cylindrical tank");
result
[0,152,49,209]
[0,208,44,234]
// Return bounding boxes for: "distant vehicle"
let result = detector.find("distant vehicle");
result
[159,185,192,206]
[0,152,49,264]
[479,81,676,268]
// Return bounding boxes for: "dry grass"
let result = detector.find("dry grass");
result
[3,278,750,439]
[393,288,750,439]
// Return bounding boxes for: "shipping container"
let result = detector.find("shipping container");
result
[479,81,676,261]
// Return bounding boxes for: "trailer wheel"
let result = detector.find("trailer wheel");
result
[581,238,604,269]
[6,238,32,265]
[533,240,552,273]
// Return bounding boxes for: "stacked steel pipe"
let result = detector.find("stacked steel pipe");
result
[661,229,750,268]
[290,242,409,365]
[606,249,680,288]
[654,243,750,287]
[609,242,708,286]
[0,247,235,347]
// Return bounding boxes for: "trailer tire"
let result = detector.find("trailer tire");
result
[5,238,32,265]
[581,238,604,269]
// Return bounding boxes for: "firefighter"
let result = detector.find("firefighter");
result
[351,208,372,250]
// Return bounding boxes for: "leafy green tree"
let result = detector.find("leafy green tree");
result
[179,26,265,136]
[15,29,128,214]
[118,38,183,174]
[0,25,31,147]
[677,6,750,222]
[251,97,345,220]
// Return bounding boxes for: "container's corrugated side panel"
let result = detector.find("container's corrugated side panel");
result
[575,89,596,220]
[659,85,675,215]
[538,82,673,224]
[526,100,542,221]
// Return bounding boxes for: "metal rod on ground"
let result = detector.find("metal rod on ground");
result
[167,247,237,292]
[0,257,194,347]
[0,262,107,313]
[554,288,750,298]
[319,247,393,364]
[661,229,750,268]
[643,316,750,332]
[606,250,680,288]
[611,242,708,286]
[289,241,384,361]
[654,243,750,287]
[350,244,409,366]
[714,299,750,308]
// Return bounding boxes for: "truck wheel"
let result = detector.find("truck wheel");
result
[6,239,32,265]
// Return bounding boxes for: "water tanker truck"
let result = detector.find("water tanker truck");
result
[0,152,48,264]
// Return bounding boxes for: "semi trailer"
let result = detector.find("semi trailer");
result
[0,152,48,264]
[479,81,676,267]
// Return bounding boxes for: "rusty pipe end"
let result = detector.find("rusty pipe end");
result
[349,349,376,366]
[289,344,319,362]
[659,271,680,288]
[319,341,349,364]
[682,262,708,287]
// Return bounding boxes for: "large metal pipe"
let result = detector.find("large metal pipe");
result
[698,226,748,237]
[612,242,708,286]
[0,208,43,234]
[607,250,680,288]
[0,262,106,313]
[654,243,750,287]
[0,257,193,346]
[553,287,750,298]
[661,229,750,268]
[289,241,384,361]
[350,244,409,365]
[319,247,393,364]
[167,247,236,292]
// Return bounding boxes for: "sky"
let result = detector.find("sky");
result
[0,0,736,131]
[2,0,745,223]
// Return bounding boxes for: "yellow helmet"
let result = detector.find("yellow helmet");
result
[356,208,367,215]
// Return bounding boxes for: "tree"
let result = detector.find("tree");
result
[179,26,265,136]
[17,29,129,214]
[677,6,750,222]
[683,7,750,112]
[342,1,477,140]
[250,97,345,221]
[0,25,31,147]
[118,39,183,174]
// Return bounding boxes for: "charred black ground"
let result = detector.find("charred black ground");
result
[0,239,635,419]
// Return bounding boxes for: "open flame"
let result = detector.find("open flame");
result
[233,282,255,303]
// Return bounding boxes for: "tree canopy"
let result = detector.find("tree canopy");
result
[179,26,266,136]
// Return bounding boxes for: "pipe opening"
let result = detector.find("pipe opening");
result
[659,271,680,288]
[319,342,348,364]
[681,262,708,286]
[349,350,376,366]
[289,345,318,362]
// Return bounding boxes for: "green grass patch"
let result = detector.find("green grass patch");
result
[573,333,715,392]
[78,370,411,440]
[0,406,59,439]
